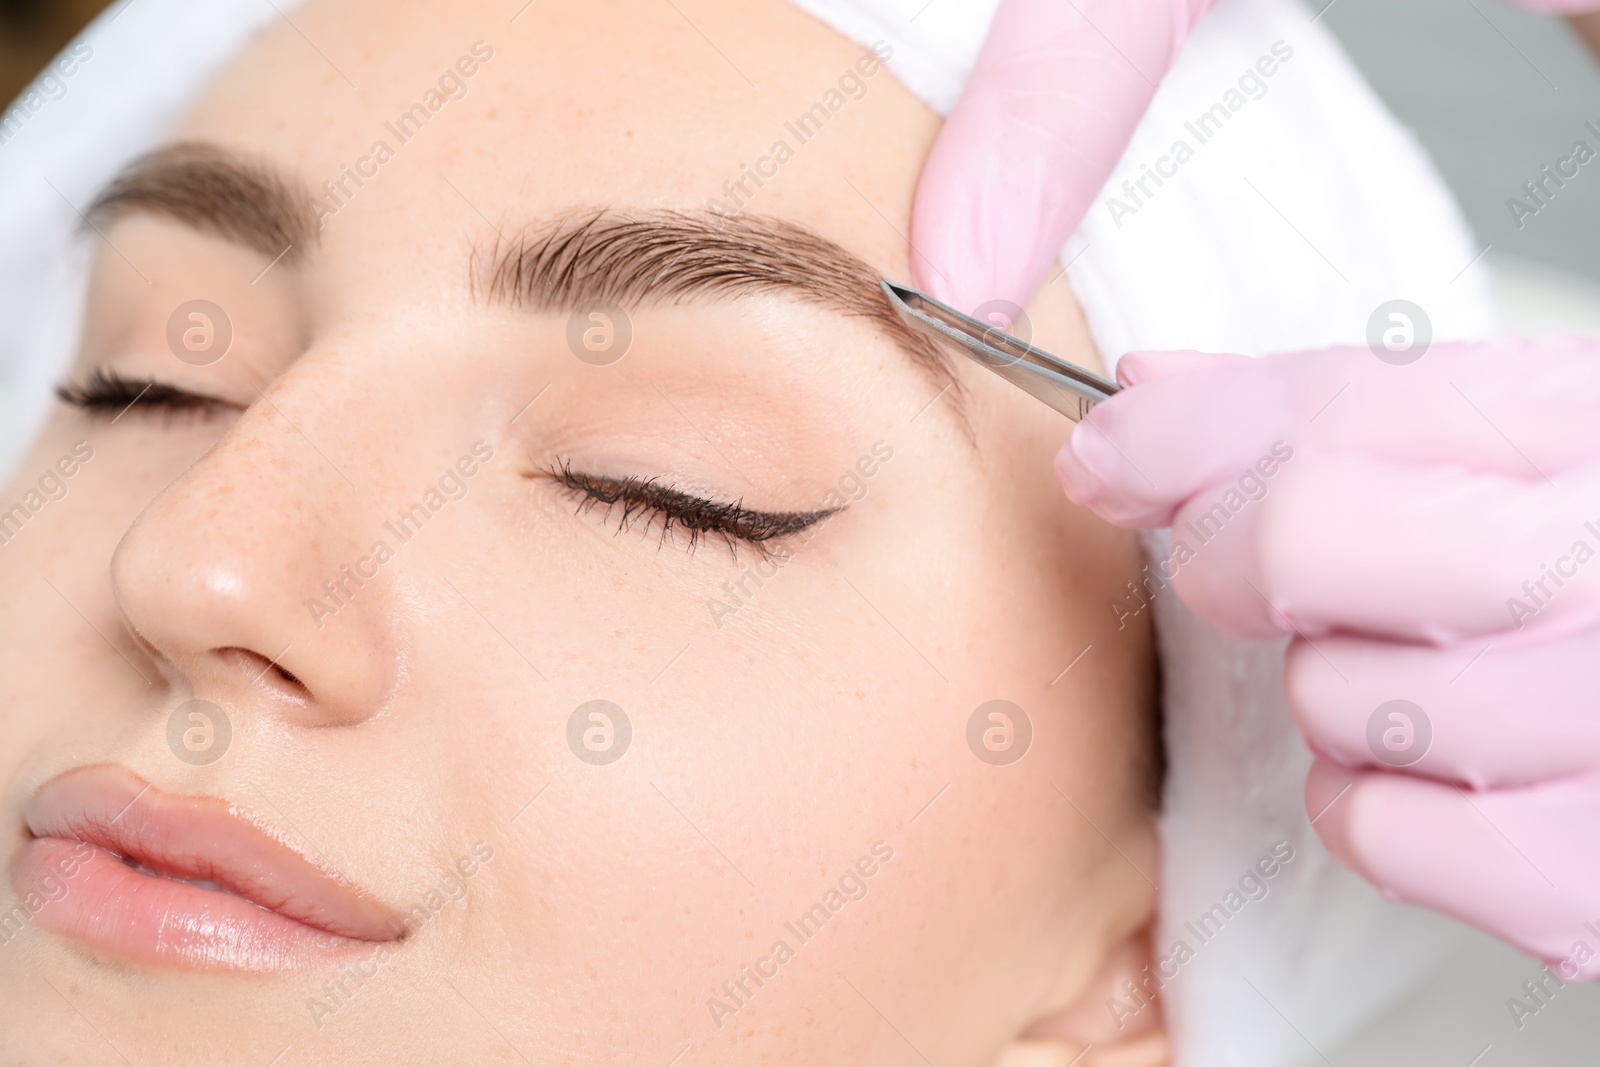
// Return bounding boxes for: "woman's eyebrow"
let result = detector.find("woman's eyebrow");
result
[83,147,962,406]
[85,141,315,261]
[476,209,959,394]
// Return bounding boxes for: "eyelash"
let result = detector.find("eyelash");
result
[55,372,834,558]
[545,459,837,559]
[56,369,230,421]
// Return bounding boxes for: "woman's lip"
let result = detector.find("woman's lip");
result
[12,763,402,971]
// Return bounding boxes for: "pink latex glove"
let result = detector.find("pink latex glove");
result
[910,0,1212,314]
[1057,335,1600,978]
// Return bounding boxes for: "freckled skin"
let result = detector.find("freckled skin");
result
[0,0,1163,1064]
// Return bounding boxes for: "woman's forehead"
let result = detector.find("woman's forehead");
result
[170,0,940,279]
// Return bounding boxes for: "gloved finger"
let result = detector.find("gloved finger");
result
[1058,336,1600,529]
[1287,633,1600,788]
[1166,451,1600,642]
[1308,760,1600,978]
[910,0,1210,314]
[1056,352,1296,527]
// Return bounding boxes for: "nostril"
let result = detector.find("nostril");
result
[217,646,311,700]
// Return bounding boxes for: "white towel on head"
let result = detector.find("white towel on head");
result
[0,0,1495,1064]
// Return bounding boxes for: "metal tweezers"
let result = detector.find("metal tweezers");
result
[882,280,1119,422]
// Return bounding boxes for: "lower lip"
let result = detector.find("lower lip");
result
[11,837,369,971]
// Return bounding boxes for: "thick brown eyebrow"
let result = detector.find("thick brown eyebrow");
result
[476,209,961,397]
[86,142,316,261]
[85,157,962,408]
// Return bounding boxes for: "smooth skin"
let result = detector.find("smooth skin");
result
[0,0,1165,1063]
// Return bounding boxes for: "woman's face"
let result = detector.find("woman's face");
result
[0,0,1161,1062]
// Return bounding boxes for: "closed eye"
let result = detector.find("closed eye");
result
[543,459,839,558]
[56,369,232,421]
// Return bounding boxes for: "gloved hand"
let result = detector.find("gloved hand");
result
[1056,334,1600,978]
[909,0,1212,314]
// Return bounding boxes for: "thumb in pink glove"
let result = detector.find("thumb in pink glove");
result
[910,0,1212,316]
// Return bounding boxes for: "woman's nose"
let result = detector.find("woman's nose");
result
[110,385,398,729]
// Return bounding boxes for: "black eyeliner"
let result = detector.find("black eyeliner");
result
[545,460,839,557]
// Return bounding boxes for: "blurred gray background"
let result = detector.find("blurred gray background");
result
[1327,0,1600,280]
[1322,0,1600,334]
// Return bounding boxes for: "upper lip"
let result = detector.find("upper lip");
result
[24,763,402,942]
